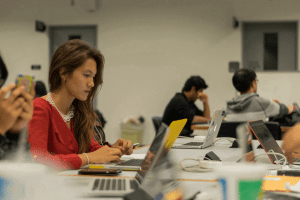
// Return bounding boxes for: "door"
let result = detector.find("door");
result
[242,22,297,71]
[49,25,98,107]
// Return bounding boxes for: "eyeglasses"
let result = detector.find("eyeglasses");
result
[256,79,259,83]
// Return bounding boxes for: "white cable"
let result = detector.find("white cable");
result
[237,150,287,170]
[214,137,235,144]
[181,150,288,172]
[180,157,217,173]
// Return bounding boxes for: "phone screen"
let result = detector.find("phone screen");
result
[78,168,122,175]
[15,74,34,93]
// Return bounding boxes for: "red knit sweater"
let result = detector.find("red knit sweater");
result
[28,98,102,170]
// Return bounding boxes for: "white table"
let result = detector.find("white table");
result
[52,138,299,199]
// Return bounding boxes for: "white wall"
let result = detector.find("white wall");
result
[231,0,300,110]
[0,0,49,90]
[0,0,299,145]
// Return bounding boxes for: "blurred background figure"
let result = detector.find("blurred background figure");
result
[34,80,47,99]
[0,54,35,160]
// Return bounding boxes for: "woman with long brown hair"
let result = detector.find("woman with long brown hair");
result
[28,40,133,170]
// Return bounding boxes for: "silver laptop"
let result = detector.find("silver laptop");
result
[172,110,225,149]
[89,122,169,170]
[85,119,187,197]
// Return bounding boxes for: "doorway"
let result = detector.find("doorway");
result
[242,22,297,71]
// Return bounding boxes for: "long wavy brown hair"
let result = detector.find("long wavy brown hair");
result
[49,39,104,153]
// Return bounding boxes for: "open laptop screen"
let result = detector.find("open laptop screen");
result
[135,123,168,183]
[135,119,187,184]
[248,120,284,164]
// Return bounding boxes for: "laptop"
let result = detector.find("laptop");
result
[89,119,185,170]
[172,110,225,149]
[85,118,187,197]
[248,120,285,165]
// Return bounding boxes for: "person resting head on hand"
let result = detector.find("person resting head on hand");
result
[28,39,133,170]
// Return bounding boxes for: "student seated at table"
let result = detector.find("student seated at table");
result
[0,55,36,159]
[28,40,133,170]
[0,83,36,159]
[225,69,293,122]
[161,76,211,137]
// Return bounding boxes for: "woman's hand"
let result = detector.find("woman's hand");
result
[10,83,36,132]
[88,146,122,164]
[112,138,133,155]
[0,83,30,135]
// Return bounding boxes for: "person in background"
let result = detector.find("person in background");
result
[162,76,211,137]
[28,40,133,170]
[281,123,300,164]
[34,80,47,98]
[0,55,36,159]
[225,69,293,122]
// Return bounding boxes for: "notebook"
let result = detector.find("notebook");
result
[172,110,225,149]
[248,120,285,165]
[85,119,187,197]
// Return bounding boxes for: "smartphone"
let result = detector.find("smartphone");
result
[78,168,122,175]
[15,74,35,93]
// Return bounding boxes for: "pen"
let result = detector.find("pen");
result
[89,165,112,169]
[89,165,138,171]
[133,143,139,147]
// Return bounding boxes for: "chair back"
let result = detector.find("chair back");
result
[152,117,162,135]
[35,80,47,98]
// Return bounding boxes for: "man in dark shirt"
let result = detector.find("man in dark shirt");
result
[162,76,211,136]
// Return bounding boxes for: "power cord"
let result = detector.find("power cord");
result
[214,137,236,144]
[180,150,288,172]
[237,150,287,170]
[180,156,219,173]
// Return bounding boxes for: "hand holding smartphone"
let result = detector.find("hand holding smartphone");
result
[15,74,35,93]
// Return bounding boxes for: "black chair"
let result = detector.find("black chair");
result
[34,80,48,98]
[94,109,107,128]
[0,55,8,88]
[152,117,162,135]
[218,121,281,140]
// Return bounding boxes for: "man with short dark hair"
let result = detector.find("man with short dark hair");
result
[162,76,211,136]
[225,69,293,122]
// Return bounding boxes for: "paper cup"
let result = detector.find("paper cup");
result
[216,164,267,200]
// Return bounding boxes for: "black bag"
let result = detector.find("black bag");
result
[270,111,300,126]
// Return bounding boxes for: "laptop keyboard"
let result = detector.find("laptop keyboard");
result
[183,142,203,146]
[92,178,138,191]
[130,179,139,190]
[118,159,143,166]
